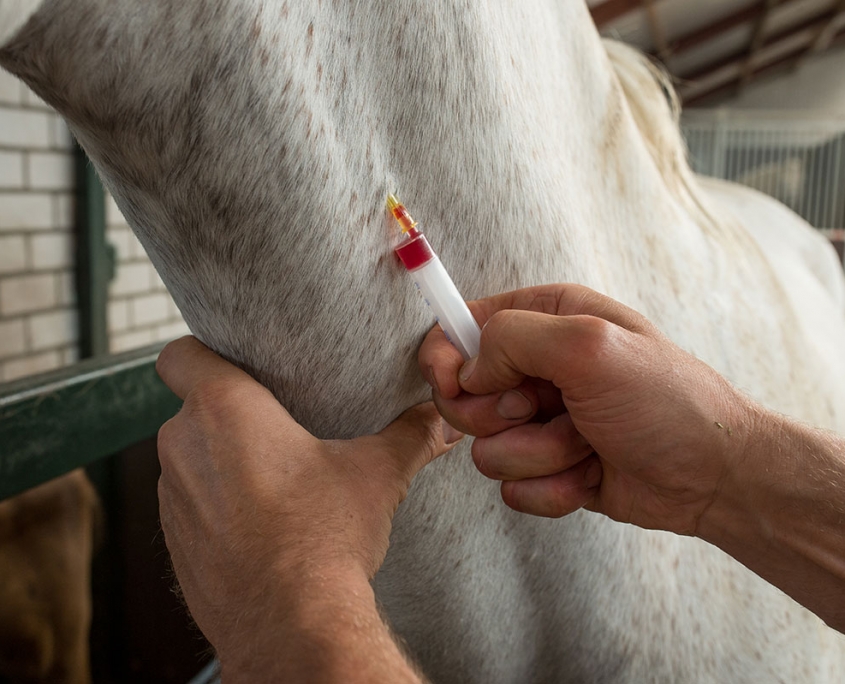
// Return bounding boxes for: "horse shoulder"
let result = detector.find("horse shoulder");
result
[699,175,845,311]
[699,174,845,431]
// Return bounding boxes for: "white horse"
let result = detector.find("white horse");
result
[3,1,845,681]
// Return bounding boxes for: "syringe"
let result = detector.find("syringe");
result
[388,194,481,360]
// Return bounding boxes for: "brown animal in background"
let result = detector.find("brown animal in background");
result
[0,470,98,684]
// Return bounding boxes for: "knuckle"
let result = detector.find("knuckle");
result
[402,404,441,454]
[155,343,175,379]
[157,416,179,460]
[504,479,578,519]
[571,315,620,359]
[156,475,169,509]
[187,378,249,421]
[156,414,192,480]
[482,309,520,340]
[373,405,441,480]
[546,477,586,518]
[418,414,445,464]
[545,500,573,519]
[528,290,567,315]
[471,441,501,479]
[477,311,526,384]
[547,418,585,468]
[432,394,466,432]
[546,449,571,475]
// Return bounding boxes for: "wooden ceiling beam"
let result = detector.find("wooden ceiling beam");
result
[642,0,670,58]
[591,0,845,106]
[590,0,643,28]
[792,0,845,69]
[682,44,805,106]
[680,6,840,84]
[667,2,766,56]
[652,0,804,59]
[683,48,801,106]
[682,25,845,105]
[739,0,779,88]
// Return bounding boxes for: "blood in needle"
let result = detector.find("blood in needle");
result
[388,193,481,360]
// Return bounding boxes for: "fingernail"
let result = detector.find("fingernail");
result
[441,419,464,445]
[496,390,533,421]
[459,357,477,383]
[584,461,603,489]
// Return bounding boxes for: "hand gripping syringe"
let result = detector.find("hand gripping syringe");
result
[388,194,481,360]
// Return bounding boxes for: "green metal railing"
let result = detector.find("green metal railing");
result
[0,147,206,681]
[74,145,114,360]
[0,343,180,501]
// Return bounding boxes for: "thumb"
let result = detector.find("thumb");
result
[369,402,462,483]
[157,335,257,401]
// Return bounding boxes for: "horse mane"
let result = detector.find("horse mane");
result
[603,39,721,235]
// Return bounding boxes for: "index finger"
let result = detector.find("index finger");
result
[419,284,652,398]
[470,283,653,333]
[156,335,255,400]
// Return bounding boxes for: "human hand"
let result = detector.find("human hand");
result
[156,336,458,667]
[419,284,754,536]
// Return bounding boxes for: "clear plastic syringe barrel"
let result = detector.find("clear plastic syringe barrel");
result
[410,256,481,360]
[387,193,481,360]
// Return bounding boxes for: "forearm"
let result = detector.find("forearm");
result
[699,406,845,632]
[217,568,426,684]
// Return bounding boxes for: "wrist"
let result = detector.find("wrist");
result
[693,404,845,629]
[216,560,376,681]
[694,396,778,546]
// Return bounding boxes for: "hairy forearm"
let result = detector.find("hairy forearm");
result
[699,406,845,632]
[217,568,426,684]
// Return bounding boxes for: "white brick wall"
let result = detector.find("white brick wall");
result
[0,79,188,381]
[29,309,78,351]
[30,232,74,269]
[131,292,171,327]
[28,151,74,190]
[111,328,155,354]
[0,79,75,381]
[0,273,57,315]
[0,70,21,106]
[3,351,62,382]
[0,151,23,188]
[0,235,26,274]
[0,109,52,149]
[0,192,55,230]
[110,260,153,296]
[0,319,25,356]
[105,207,189,353]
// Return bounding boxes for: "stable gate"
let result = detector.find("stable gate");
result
[682,109,845,265]
[0,345,218,683]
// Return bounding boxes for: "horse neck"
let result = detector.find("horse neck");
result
[0,0,691,435]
